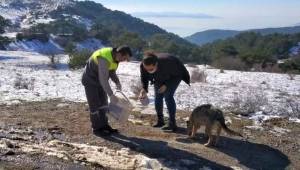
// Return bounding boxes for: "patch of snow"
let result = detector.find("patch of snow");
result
[0,129,169,170]
[0,6,28,24]
[34,17,55,24]
[289,118,300,123]
[245,125,264,131]
[56,103,70,108]
[249,111,281,124]
[1,32,18,38]
[6,38,64,54]
[5,99,22,105]
[76,38,104,52]
[1,0,74,30]
[0,50,300,124]
[71,15,93,30]
[137,156,168,170]
[270,126,291,136]
[230,166,243,170]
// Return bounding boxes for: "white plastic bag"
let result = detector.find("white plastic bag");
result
[140,96,150,106]
[108,91,133,123]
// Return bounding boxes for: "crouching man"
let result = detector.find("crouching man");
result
[138,51,190,132]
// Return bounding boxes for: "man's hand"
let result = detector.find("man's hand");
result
[138,89,147,100]
[110,94,119,104]
[158,85,167,93]
[116,83,122,91]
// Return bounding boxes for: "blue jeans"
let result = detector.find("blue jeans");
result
[154,79,181,125]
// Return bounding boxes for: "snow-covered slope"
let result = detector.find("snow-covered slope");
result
[6,38,64,54]
[1,50,299,123]
[5,37,103,54]
[76,38,104,51]
[0,0,74,27]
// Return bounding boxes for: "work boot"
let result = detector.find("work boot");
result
[162,121,177,132]
[103,124,119,133]
[161,125,177,132]
[93,128,112,136]
[153,118,165,128]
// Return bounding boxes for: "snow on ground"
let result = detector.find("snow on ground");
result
[6,37,102,54]
[0,5,28,25]
[0,50,299,169]
[72,15,93,30]
[0,51,83,103]
[117,62,300,121]
[7,38,64,54]
[76,38,104,51]
[0,50,300,123]
[1,32,18,39]
[2,125,169,169]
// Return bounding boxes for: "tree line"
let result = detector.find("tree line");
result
[0,15,11,49]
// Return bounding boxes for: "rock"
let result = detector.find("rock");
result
[56,103,69,108]
[245,125,264,131]
[137,156,166,169]
[230,166,243,170]
[5,150,15,155]
[5,140,15,148]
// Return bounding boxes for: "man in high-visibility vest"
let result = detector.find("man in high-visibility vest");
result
[82,45,132,136]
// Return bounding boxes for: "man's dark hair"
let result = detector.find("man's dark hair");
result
[143,51,158,65]
[116,45,132,57]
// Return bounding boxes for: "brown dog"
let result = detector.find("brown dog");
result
[187,104,242,146]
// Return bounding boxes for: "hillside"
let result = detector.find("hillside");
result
[0,0,196,61]
[0,0,167,38]
[185,29,239,46]
[186,26,300,46]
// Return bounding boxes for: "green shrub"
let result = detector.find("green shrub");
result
[16,32,49,42]
[279,56,300,73]
[16,33,23,41]
[0,36,10,50]
[212,57,250,71]
[68,49,92,69]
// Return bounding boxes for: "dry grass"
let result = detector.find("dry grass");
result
[14,73,35,90]
[190,68,207,83]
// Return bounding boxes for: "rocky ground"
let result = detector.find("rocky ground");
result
[0,100,299,170]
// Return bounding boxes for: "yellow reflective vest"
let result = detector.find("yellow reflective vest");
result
[91,47,118,70]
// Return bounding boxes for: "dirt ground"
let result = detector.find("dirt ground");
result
[0,100,299,170]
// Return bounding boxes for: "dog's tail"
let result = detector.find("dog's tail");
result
[217,112,243,137]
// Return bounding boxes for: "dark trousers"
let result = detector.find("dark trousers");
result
[154,79,181,126]
[84,84,108,130]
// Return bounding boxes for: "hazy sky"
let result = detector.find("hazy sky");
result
[90,0,300,37]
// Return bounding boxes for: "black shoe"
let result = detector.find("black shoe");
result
[161,124,178,132]
[103,125,119,133]
[93,129,112,136]
[153,121,165,128]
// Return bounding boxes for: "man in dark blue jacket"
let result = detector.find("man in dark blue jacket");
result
[139,51,190,132]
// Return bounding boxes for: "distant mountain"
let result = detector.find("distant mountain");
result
[186,26,300,46]
[131,11,217,19]
[253,26,300,35]
[295,22,300,26]
[185,29,239,46]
